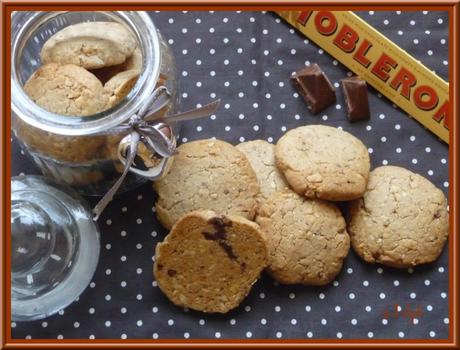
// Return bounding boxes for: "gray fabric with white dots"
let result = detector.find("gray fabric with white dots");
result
[12,10,449,340]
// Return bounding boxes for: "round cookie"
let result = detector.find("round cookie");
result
[256,189,350,285]
[24,63,108,116]
[154,139,260,230]
[275,125,370,201]
[104,69,140,108]
[41,21,137,69]
[347,166,449,268]
[236,140,288,200]
[154,210,268,313]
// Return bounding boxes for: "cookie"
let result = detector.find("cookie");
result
[154,139,260,230]
[41,22,137,69]
[348,166,449,268]
[24,63,108,116]
[154,210,268,313]
[256,189,350,285]
[104,69,140,108]
[236,140,288,200]
[275,125,370,201]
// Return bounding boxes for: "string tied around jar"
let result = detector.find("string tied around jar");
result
[92,86,220,220]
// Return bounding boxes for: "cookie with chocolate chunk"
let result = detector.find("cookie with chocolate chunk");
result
[154,139,260,230]
[154,210,268,313]
[256,189,350,285]
[348,166,449,268]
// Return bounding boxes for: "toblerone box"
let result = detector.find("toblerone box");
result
[277,11,450,144]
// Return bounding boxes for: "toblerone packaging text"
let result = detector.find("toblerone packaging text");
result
[277,11,449,144]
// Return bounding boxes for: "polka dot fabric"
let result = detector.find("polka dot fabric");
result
[12,11,449,340]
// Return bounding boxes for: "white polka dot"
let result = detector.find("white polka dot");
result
[363,280,369,287]
[347,268,353,274]
[215,332,221,338]
[444,318,449,324]
[168,319,174,326]
[365,306,372,312]
[261,318,267,325]
[307,331,313,338]
[229,319,236,325]
[335,306,341,312]
[74,322,80,328]
[246,331,252,338]
[368,332,374,338]
[152,333,159,339]
[136,268,142,274]
[321,319,327,325]
[291,318,297,325]
[410,292,417,299]
[105,321,111,327]
[275,305,281,312]
[305,305,311,312]
[319,293,325,299]
[441,292,447,299]
[399,331,405,338]
[349,293,355,300]
[427,305,433,311]
[105,294,111,301]
[438,18,444,24]
[276,331,282,338]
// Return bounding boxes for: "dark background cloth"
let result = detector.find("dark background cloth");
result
[12,10,449,340]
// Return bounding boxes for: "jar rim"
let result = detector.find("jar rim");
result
[11,11,161,136]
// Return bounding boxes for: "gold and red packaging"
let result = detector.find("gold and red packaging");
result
[277,11,450,144]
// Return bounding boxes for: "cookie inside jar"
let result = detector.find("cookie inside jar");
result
[12,12,179,195]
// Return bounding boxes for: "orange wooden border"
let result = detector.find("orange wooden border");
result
[1,1,458,349]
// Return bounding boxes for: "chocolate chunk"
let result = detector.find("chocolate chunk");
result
[203,215,239,263]
[218,241,238,261]
[291,64,336,114]
[341,76,370,122]
[202,231,225,241]
[167,269,177,277]
[208,216,232,229]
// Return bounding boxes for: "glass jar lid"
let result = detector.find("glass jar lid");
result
[11,11,161,136]
[11,175,100,321]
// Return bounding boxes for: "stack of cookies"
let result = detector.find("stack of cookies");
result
[26,21,142,115]
[152,126,448,314]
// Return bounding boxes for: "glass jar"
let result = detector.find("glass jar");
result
[11,11,180,196]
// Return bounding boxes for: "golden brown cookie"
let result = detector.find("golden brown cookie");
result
[104,69,140,108]
[154,139,260,230]
[41,22,137,69]
[275,125,370,201]
[256,189,350,285]
[348,166,449,268]
[24,63,108,116]
[236,140,288,201]
[154,210,268,313]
